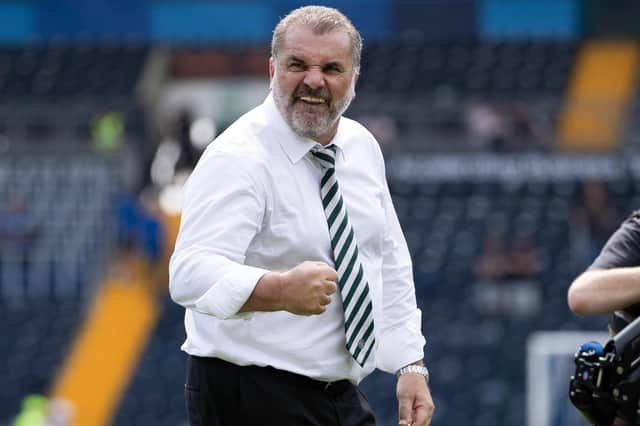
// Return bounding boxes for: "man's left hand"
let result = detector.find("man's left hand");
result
[397,373,434,426]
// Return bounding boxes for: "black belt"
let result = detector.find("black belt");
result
[199,356,353,394]
[247,361,352,394]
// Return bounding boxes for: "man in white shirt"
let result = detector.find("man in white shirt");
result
[169,5,434,426]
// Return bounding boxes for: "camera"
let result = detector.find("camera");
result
[569,315,640,425]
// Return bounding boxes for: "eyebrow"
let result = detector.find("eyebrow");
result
[324,61,344,69]
[286,55,345,68]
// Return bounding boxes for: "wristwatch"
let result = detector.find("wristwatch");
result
[396,364,429,383]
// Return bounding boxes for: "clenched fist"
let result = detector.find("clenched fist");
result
[279,261,338,315]
[240,261,339,315]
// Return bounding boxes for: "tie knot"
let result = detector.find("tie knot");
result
[310,145,337,169]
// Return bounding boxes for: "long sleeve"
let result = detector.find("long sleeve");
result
[169,149,269,319]
[170,100,425,382]
[374,153,426,374]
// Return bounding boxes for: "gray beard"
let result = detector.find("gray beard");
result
[272,79,355,141]
[289,105,336,140]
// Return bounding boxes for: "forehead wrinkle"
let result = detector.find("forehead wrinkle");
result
[279,27,352,67]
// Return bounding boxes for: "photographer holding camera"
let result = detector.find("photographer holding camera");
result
[568,210,640,425]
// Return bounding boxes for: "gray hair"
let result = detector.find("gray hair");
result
[271,5,363,70]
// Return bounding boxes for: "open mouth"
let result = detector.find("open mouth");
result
[297,96,328,106]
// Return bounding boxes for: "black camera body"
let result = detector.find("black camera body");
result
[569,316,640,425]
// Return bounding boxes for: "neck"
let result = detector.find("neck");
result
[315,124,338,146]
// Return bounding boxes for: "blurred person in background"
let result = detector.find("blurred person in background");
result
[569,179,622,270]
[0,193,39,251]
[466,100,508,152]
[173,108,201,172]
[357,113,399,151]
[169,5,433,426]
[472,231,542,317]
[0,193,39,288]
[466,99,548,153]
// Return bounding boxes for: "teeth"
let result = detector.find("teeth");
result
[299,96,326,104]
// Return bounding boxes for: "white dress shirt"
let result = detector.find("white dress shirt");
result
[169,93,425,384]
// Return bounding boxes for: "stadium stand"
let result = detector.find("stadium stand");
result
[0,157,118,422]
[0,45,147,98]
[351,38,576,152]
[0,44,149,160]
[0,41,151,425]
[357,38,577,95]
[0,42,610,426]
[2,1,639,426]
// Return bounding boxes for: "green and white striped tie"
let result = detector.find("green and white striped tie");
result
[311,145,375,367]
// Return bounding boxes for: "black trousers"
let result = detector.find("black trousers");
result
[185,355,377,426]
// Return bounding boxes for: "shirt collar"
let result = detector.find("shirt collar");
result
[262,92,346,164]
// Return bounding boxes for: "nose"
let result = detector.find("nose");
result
[303,66,325,90]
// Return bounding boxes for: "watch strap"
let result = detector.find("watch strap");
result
[396,364,429,383]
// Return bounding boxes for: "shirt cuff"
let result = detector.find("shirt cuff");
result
[194,264,269,319]
[376,309,426,374]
